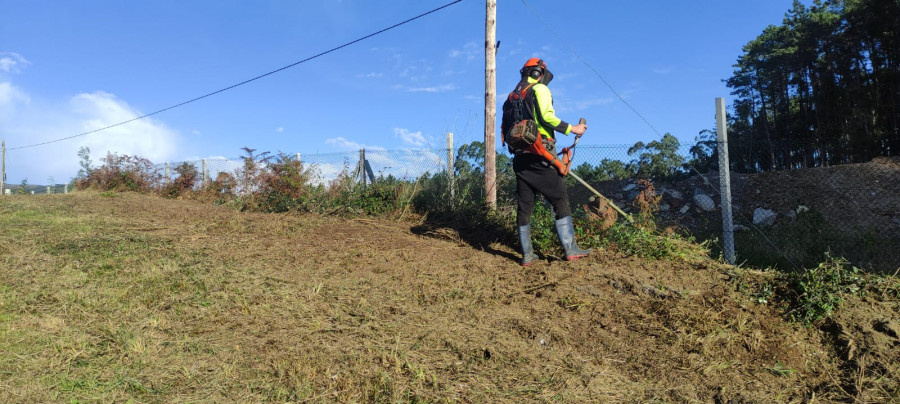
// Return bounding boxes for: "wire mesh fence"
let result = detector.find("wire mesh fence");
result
[153,148,452,189]
[2,143,897,272]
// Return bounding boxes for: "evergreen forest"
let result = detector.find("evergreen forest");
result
[724,0,898,173]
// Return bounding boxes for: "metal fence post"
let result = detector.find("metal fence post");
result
[716,97,736,265]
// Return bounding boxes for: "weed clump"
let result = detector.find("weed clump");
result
[783,252,868,325]
[573,179,699,261]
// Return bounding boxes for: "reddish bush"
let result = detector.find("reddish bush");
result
[161,162,199,198]
[248,153,314,212]
[76,152,160,192]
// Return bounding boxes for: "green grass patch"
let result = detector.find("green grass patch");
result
[782,252,869,325]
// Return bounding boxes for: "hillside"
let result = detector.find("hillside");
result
[1,192,898,402]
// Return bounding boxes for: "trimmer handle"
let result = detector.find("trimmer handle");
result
[576,118,586,139]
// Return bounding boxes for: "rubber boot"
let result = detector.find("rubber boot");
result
[518,224,538,266]
[555,216,592,261]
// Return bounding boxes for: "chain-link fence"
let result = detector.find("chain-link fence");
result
[3,142,897,272]
[566,143,899,272]
[153,148,452,189]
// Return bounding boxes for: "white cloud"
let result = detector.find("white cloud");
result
[448,41,479,62]
[0,52,30,73]
[406,84,456,93]
[276,126,284,133]
[393,128,427,147]
[2,88,180,183]
[356,72,382,78]
[71,92,178,163]
[652,66,674,75]
[0,81,31,120]
[574,97,615,110]
[325,136,365,150]
[325,136,386,152]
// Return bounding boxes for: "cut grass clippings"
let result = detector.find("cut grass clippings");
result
[1,192,898,403]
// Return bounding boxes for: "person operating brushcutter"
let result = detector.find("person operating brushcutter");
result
[500,57,591,266]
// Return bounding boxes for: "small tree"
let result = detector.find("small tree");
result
[162,162,199,198]
[235,147,272,194]
[76,147,93,180]
[17,178,28,195]
[685,129,718,174]
[627,133,685,180]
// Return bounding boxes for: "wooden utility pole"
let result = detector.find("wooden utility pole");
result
[484,0,497,209]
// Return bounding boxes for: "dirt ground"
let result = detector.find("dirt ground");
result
[3,191,898,402]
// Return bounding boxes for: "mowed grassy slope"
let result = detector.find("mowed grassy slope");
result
[1,192,897,403]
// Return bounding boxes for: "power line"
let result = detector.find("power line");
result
[519,0,663,138]
[519,0,801,270]
[9,0,464,151]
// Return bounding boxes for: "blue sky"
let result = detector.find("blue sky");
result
[1,0,804,184]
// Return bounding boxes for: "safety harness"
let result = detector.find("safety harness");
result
[502,83,575,176]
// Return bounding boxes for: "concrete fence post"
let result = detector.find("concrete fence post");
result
[1,139,5,196]
[165,162,170,184]
[446,132,455,201]
[716,97,736,265]
[355,149,374,186]
[358,149,366,186]
[202,159,208,186]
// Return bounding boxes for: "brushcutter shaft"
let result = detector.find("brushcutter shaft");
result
[567,171,634,223]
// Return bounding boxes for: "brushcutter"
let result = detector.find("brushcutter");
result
[559,118,634,224]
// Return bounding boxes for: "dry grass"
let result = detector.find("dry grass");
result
[1,192,898,403]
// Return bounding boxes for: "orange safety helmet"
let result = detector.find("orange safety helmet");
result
[520,57,546,79]
[520,57,553,84]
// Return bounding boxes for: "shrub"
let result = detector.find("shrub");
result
[161,162,199,198]
[76,152,160,192]
[251,153,315,213]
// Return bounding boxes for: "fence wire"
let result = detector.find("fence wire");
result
[152,149,451,188]
[3,144,897,272]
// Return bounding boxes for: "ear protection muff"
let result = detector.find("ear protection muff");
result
[520,58,545,79]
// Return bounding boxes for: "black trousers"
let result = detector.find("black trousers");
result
[513,153,571,226]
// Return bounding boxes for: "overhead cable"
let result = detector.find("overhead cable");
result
[9,0,464,151]
[519,0,664,138]
[520,0,800,269]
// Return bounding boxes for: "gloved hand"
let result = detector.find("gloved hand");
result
[570,123,587,136]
